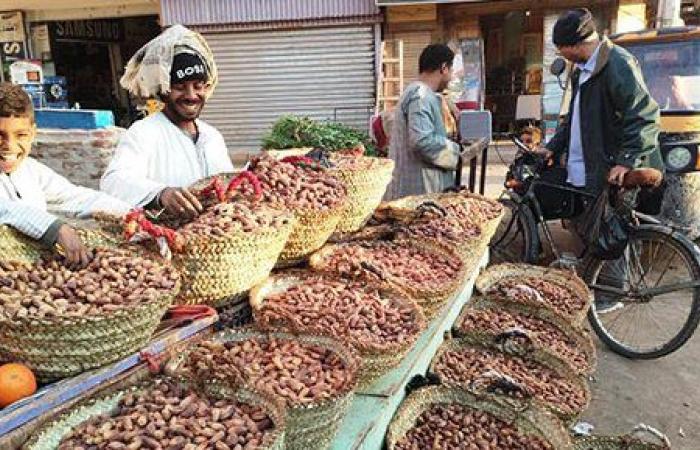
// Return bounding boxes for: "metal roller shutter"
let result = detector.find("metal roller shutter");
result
[201,25,377,153]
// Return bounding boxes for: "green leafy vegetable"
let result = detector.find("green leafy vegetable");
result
[262,115,377,156]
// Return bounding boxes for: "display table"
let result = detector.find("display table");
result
[0,314,217,445]
[331,249,489,449]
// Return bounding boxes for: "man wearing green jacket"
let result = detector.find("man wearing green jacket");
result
[541,8,663,196]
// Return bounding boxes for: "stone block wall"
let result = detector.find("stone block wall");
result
[32,127,124,189]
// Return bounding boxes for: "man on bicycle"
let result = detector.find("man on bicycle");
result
[539,8,663,202]
[537,9,665,313]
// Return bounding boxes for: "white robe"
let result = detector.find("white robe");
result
[100,112,234,207]
[1,158,131,240]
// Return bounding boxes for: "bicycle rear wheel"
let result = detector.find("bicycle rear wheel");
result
[489,198,539,264]
[583,226,700,359]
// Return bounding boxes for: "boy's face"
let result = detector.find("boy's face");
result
[0,116,35,174]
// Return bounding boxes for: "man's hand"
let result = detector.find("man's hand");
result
[56,224,92,268]
[159,187,203,218]
[608,165,631,186]
[531,146,554,160]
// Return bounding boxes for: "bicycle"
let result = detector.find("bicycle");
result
[490,135,700,359]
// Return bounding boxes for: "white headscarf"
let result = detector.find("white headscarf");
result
[120,25,218,99]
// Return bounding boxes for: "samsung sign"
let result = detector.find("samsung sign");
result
[52,19,123,42]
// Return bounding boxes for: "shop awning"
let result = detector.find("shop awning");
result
[5,0,159,21]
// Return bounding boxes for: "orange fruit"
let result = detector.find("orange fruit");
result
[0,363,37,408]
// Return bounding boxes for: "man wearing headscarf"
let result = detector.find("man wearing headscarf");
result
[101,25,234,218]
[538,8,663,196]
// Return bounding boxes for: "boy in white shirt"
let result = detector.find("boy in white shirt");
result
[0,83,131,266]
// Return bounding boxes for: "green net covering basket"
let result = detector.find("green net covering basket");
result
[167,328,359,450]
[250,270,425,389]
[386,385,572,450]
[453,296,597,376]
[429,335,591,424]
[22,378,286,450]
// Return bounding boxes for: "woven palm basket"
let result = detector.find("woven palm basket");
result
[385,386,572,450]
[95,204,296,307]
[375,191,505,244]
[453,296,597,376]
[573,425,671,450]
[476,263,593,326]
[309,238,467,320]
[168,329,359,450]
[0,223,118,264]
[429,336,591,424]
[329,156,394,234]
[250,271,425,389]
[22,378,286,450]
[0,227,175,382]
[277,203,344,267]
[251,151,349,267]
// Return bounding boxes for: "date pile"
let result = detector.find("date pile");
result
[241,155,346,211]
[317,241,462,291]
[0,249,178,320]
[455,308,591,373]
[255,275,424,351]
[177,202,291,238]
[394,403,553,450]
[181,338,355,407]
[396,215,481,246]
[488,277,588,320]
[436,197,504,224]
[433,346,588,416]
[58,380,275,450]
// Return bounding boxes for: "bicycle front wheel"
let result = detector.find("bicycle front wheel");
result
[489,198,539,264]
[583,226,700,359]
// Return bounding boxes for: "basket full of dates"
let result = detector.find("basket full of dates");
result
[0,248,179,382]
[250,270,425,388]
[23,378,286,450]
[96,171,296,307]
[168,329,359,450]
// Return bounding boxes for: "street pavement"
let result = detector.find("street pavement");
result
[479,143,700,449]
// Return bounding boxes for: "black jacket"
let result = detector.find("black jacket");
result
[546,38,664,194]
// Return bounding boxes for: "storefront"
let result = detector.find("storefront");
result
[1,1,160,126]
[377,0,650,134]
[160,0,382,153]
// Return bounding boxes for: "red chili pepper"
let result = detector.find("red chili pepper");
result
[225,171,263,201]
[197,176,226,202]
[280,155,314,166]
[139,350,164,374]
[123,208,184,252]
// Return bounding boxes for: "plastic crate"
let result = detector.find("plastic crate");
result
[35,109,114,130]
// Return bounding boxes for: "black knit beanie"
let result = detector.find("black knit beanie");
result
[553,8,596,47]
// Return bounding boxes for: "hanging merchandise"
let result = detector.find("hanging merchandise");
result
[457,38,485,111]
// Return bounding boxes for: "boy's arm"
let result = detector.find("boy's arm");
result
[1,198,63,245]
[33,160,132,218]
